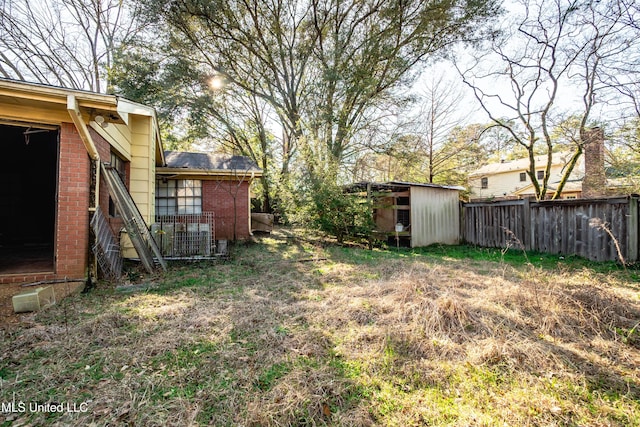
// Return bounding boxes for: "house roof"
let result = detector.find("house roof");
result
[469,152,576,177]
[0,77,165,166]
[158,150,263,177]
[512,179,583,196]
[0,77,158,126]
[512,177,630,197]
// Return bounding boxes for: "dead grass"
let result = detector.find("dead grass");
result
[1,228,639,426]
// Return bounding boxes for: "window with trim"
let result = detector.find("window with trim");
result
[109,152,127,217]
[519,172,526,182]
[537,170,544,179]
[156,179,202,216]
[481,177,488,189]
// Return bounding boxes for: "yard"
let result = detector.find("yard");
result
[1,229,639,426]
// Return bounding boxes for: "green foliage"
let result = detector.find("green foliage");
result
[132,0,501,215]
[255,362,292,391]
[311,182,374,243]
[108,44,200,151]
[291,170,375,243]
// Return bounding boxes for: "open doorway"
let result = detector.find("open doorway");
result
[0,124,58,274]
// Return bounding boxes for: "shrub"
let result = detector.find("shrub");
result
[310,180,374,243]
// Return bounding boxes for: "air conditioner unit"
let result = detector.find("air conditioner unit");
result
[152,222,211,257]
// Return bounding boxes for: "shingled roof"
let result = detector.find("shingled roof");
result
[469,152,575,177]
[163,150,261,172]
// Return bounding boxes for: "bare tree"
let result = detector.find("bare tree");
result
[599,0,640,118]
[304,0,500,175]
[0,0,145,92]
[414,73,467,183]
[197,84,277,214]
[457,0,638,200]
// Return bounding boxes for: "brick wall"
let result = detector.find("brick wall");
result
[582,127,606,198]
[90,128,126,236]
[55,123,91,279]
[202,180,251,240]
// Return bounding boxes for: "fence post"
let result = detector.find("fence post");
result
[629,196,639,262]
[459,200,464,244]
[522,197,531,250]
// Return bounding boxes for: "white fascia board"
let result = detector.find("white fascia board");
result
[116,98,156,125]
[156,167,263,178]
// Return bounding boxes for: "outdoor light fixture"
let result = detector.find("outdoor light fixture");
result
[94,115,109,128]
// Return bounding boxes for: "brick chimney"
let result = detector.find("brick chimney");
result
[581,127,606,198]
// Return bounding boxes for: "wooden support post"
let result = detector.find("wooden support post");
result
[628,196,638,263]
[459,200,465,244]
[367,182,373,250]
[522,197,531,251]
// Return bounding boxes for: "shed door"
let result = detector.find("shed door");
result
[0,124,58,274]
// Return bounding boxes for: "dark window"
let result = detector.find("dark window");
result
[481,177,488,189]
[397,196,410,205]
[156,179,202,216]
[397,209,410,227]
[109,152,127,217]
[537,170,544,180]
[519,172,526,182]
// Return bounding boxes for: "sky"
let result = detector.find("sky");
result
[411,0,639,131]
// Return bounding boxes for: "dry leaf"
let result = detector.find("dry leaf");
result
[322,403,331,417]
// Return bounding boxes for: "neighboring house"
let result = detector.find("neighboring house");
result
[155,151,262,243]
[467,128,633,201]
[468,152,585,200]
[347,181,463,247]
[0,78,164,286]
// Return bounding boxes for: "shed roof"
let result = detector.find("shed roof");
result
[159,150,262,177]
[388,181,465,191]
[346,181,464,193]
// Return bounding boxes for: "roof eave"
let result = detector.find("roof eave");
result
[0,78,127,126]
[156,167,263,178]
[388,180,464,191]
[0,78,119,109]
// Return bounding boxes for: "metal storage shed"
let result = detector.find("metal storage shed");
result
[347,181,463,247]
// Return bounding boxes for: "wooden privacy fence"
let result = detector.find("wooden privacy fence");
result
[462,196,639,263]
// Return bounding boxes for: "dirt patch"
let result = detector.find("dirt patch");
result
[0,281,85,326]
[0,283,26,325]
